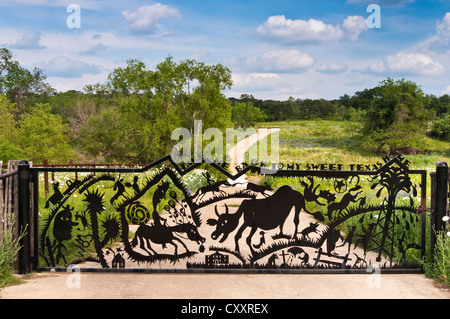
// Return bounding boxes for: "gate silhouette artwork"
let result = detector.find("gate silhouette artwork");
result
[30,153,430,272]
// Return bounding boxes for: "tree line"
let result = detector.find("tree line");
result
[231,80,450,154]
[0,47,449,164]
[0,49,233,163]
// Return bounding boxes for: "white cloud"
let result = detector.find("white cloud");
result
[230,72,308,100]
[37,56,102,78]
[443,85,450,95]
[229,71,332,100]
[367,61,386,73]
[343,16,368,41]
[10,32,45,50]
[316,63,349,74]
[233,72,282,91]
[233,49,314,73]
[48,71,110,92]
[437,12,450,39]
[424,12,450,53]
[255,15,343,43]
[369,52,445,76]
[79,43,108,55]
[386,53,445,75]
[255,15,369,43]
[122,4,181,34]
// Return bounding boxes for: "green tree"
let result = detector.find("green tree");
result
[424,94,450,118]
[17,103,75,162]
[429,114,450,141]
[340,87,382,110]
[231,101,267,128]
[78,57,233,162]
[0,48,53,115]
[0,95,22,161]
[362,78,430,154]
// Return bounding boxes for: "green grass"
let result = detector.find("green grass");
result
[418,220,450,287]
[252,119,449,283]
[36,166,215,267]
[0,220,26,289]
[255,120,450,168]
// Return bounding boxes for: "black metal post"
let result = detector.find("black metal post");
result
[420,171,427,259]
[17,160,31,274]
[32,169,39,271]
[431,162,448,259]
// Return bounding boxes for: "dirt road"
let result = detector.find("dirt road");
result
[1,271,448,299]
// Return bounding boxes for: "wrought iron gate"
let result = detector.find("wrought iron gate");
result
[22,154,430,273]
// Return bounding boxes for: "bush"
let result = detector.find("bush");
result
[0,221,26,288]
[343,107,366,135]
[429,114,450,141]
[18,103,76,163]
[0,140,23,162]
[362,78,430,154]
[231,102,267,128]
[419,217,450,287]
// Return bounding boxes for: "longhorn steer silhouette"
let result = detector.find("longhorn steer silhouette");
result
[207,185,319,254]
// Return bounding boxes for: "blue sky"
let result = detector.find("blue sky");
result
[0,0,449,100]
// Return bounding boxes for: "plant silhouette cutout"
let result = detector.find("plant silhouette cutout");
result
[38,154,424,270]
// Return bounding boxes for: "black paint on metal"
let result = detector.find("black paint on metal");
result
[26,154,429,273]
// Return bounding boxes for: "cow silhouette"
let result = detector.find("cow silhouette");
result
[207,185,320,254]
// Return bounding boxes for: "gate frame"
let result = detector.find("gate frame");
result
[12,156,448,274]
[430,162,449,259]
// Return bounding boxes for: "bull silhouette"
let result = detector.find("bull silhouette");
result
[207,185,322,254]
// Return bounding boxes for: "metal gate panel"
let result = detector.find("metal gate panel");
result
[35,154,427,272]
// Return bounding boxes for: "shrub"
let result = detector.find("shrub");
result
[231,102,267,129]
[419,216,450,287]
[0,220,26,289]
[362,78,430,155]
[429,114,450,141]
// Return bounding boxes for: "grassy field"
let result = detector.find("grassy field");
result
[247,119,449,266]
[255,120,450,172]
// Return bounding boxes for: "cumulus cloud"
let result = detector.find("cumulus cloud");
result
[10,32,45,50]
[443,85,450,95]
[316,63,349,74]
[429,12,450,52]
[255,15,344,43]
[437,12,450,39]
[232,73,282,92]
[122,4,181,34]
[255,15,368,43]
[367,61,386,73]
[79,43,107,55]
[38,56,102,78]
[234,49,314,73]
[369,52,445,76]
[343,16,368,41]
